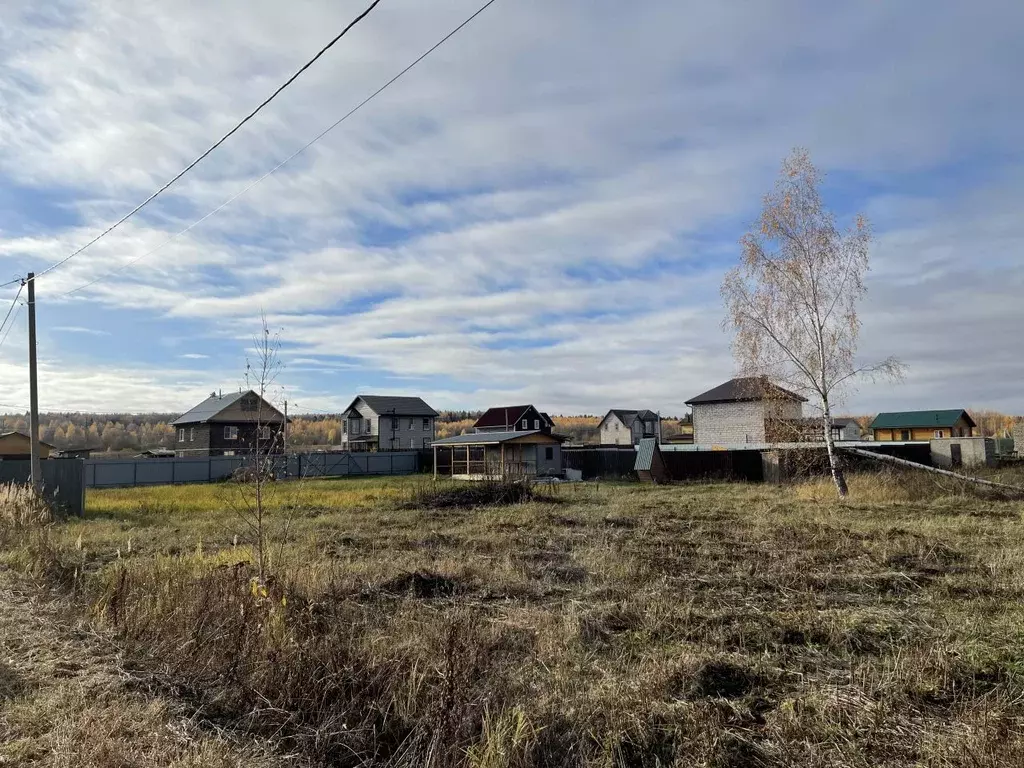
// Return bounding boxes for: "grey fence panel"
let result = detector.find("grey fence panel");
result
[0,459,85,516]
[134,461,177,486]
[92,462,142,488]
[82,451,419,489]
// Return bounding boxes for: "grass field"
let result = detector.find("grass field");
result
[4,472,1024,766]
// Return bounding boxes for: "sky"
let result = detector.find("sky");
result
[0,0,1021,417]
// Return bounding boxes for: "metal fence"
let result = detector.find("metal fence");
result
[0,458,85,516]
[84,451,421,489]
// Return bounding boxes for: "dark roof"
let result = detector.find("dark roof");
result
[685,377,807,405]
[432,430,562,446]
[474,405,546,429]
[869,410,976,430]
[347,395,438,417]
[605,409,659,427]
[171,390,286,426]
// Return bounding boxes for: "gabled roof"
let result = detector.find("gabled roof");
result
[685,377,807,405]
[603,409,660,428]
[474,405,550,429]
[346,395,438,417]
[0,431,55,448]
[869,410,976,430]
[171,390,286,426]
[432,430,562,446]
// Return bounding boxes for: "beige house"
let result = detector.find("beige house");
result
[598,409,661,446]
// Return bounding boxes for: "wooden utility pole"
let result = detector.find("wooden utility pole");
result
[26,273,42,491]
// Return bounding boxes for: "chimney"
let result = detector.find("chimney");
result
[219,389,222,398]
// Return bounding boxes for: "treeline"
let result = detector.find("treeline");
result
[2,408,1015,454]
[0,413,179,452]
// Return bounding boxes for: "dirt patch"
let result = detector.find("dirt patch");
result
[676,660,765,700]
[0,660,27,701]
[376,570,465,599]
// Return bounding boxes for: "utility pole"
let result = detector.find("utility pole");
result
[26,273,42,491]
[283,400,288,454]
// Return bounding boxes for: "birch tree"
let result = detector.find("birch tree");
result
[721,149,902,497]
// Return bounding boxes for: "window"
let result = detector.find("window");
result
[423,437,431,449]
[934,430,944,439]
[189,428,195,443]
[259,426,272,441]
[422,418,430,430]
[544,446,554,460]
[900,430,911,441]
[178,428,185,442]
[342,421,347,435]
[408,418,414,430]
[365,419,373,434]
[534,419,539,430]
[224,426,239,440]
[521,419,528,429]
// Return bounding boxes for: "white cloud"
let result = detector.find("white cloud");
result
[52,326,110,336]
[0,1,1021,413]
[178,353,209,359]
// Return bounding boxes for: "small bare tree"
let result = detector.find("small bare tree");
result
[233,314,285,584]
[722,149,903,497]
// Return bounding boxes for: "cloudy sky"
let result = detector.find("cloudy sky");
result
[0,0,1021,416]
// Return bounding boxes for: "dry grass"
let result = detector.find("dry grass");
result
[0,571,296,767]
[4,474,1024,766]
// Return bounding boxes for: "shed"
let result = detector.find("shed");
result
[634,437,669,484]
[432,430,563,480]
[0,431,54,459]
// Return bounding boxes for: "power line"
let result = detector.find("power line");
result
[0,283,24,341]
[33,0,384,283]
[0,303,24,353]
[293,404,343,415]
[58,0,502,297]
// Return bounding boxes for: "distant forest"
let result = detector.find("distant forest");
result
[0,408,1015,454]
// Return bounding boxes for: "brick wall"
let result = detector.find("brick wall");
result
[692,401,769,445]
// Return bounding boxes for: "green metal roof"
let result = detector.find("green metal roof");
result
[869,410,975,430]
[634,437,659,471]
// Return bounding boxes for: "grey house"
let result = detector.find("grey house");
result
[172,390,287,457]
[685,377,806,445]
[340,395,438,452]
[598,409,661,446]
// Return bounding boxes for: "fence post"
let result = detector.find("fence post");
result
[390,452,394,476]
[172,460,177,485]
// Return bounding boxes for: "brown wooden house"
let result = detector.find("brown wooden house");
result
[171,390,288,457]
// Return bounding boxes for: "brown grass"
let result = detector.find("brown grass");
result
[4,474,1024,766]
